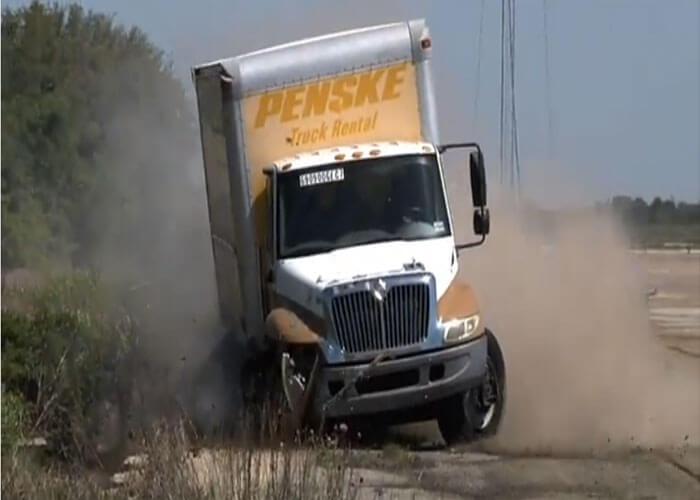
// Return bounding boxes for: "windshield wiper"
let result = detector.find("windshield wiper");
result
[283,243,337,258]
[396,233,445,242]
[282,233,445,258]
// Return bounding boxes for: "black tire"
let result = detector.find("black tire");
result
[437,329,506,446]
[238,342,288,443]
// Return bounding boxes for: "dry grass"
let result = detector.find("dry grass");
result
[2,418,361,499]
[1,453,105,499]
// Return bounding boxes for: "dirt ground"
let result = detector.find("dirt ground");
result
[344,446,700,499]
[643,251,700,355]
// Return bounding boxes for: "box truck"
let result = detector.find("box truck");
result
[191,19,506,444]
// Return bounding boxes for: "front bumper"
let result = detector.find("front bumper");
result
[312,334,488,421]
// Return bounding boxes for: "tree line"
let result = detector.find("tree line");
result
[595,196,700,247]
[1,1,196,272]
[1,2,222,465]
[600,196,700,226]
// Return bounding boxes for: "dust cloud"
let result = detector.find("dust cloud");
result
[451,179,700,455]
[83,65,244,444]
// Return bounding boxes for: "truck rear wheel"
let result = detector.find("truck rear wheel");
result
[437,329,506,446]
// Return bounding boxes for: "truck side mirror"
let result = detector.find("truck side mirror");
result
[438,141,490,251]
[469,151,487,207]
[473,207,490,235]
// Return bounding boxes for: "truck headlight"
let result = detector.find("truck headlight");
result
[443,314,480,343]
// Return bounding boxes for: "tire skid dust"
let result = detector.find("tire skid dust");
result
[453,188,699,456]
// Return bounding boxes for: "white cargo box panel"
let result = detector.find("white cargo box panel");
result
[192,19,439,338]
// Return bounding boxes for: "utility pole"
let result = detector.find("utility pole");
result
[499,0,521,198]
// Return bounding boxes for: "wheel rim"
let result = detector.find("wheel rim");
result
[466,356,500,430]
[281,352,306,413]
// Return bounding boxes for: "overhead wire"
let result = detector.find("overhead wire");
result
[510,0,521,191]
[499,0,506,185]
[473,0,485,132]
[543,0,554,160]
[499,0,520,192]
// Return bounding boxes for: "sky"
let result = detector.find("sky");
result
[4,0,700,204]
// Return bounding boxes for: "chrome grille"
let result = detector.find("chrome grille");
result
[330,282,430,353]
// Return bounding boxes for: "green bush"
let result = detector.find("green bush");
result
[630,223,700,249]
[2,1,194,269]
[1,271,134,463]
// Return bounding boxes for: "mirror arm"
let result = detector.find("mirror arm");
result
[437,142,482,156]
[457,205,489,253]
[455,234,485,254]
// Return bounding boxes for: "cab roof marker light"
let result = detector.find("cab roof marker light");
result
[369,149,381,156]
[281,162,292,170]
[352,151,363,159]
[334,154,345,161]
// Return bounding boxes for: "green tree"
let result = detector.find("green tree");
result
[1,1,195,270]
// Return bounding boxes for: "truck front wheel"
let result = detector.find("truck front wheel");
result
[437,329,506,446]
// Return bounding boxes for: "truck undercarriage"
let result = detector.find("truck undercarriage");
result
[240,312,505,445]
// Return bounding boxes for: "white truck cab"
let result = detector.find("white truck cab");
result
[192,19,505,443]
[269,141,458,338]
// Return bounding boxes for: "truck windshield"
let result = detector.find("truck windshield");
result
[277,154,451,258]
